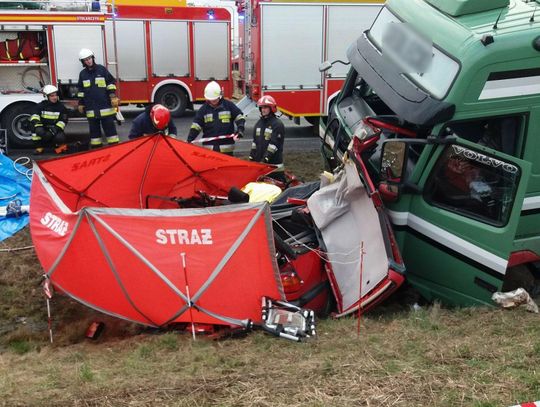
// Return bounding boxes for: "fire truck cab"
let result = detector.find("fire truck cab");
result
[0,0,232,147]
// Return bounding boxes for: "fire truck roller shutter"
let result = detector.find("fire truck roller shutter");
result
[326,5,382,78]
[193,21,229,81]
[261,4,323,89]
[52,25,105,82]
[105,20,146,81]
[150,21,189,78]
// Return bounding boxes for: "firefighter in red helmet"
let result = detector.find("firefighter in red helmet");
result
[249,94,286,181]
[128,104,177,139]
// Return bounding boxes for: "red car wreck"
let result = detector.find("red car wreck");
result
[30,135,404,337]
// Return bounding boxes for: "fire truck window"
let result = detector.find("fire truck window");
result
[424,144,521,226]
[445,116,521,157]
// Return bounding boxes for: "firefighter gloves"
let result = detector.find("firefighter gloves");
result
[78,105,85,114]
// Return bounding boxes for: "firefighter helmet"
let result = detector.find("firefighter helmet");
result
[150,104,171,131]
[78,48,94,60]
[257,95,277,113]
[204,81,222,101]
[42,85,58,97]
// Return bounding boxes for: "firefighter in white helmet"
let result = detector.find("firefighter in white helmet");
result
[187,81,245,156]
[249,94,286,182]
[77,48,120,149]
[30,85,69,154]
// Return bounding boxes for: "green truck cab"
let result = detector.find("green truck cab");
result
[320,0,540,306]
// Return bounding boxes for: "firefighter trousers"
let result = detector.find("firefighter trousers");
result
[87,117,119,147]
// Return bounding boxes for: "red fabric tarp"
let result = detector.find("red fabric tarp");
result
[30,135,285,327]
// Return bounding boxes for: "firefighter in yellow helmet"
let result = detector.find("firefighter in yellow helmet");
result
[30,85,68,154]
[187,81,245,156]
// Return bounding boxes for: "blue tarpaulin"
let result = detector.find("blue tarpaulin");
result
[0,154,31,242]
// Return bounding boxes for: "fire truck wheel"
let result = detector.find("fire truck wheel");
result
[304,116,320,127]
[154,85,187,118]
[1,103,36,148]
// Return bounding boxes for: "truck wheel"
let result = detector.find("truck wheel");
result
[154,85,187,117]
[1,103,36,148]
[502,264,535,293]
[305,116,320,127]
[305,116,321,137]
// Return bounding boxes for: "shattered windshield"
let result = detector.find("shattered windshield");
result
[368,7,460,99]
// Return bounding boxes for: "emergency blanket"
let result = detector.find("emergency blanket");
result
[30,135,284,327]
[0,153,31,242]
[307,159,395,316]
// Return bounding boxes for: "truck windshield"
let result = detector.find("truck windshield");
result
[368,7,459,100]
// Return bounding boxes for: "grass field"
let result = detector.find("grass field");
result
[1,151,539,406]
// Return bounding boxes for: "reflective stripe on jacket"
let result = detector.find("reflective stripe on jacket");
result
[29,100,68,132]
[187,99,245,146]
[249,114,285,165]
[77,64,117,119]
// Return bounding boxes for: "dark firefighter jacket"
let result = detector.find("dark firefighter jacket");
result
[249,114,285,165]
[77,64,117,119]
[187,99,245,147]
[128,110,178,139]
[30,99,68,133]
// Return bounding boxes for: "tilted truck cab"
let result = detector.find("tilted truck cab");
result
[320,0,540,306]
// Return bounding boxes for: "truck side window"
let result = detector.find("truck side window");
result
[445,116,521,157]
[424,144,521,226]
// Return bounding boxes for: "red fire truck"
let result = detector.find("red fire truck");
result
[0,0,233,147]
[236,0,383,122]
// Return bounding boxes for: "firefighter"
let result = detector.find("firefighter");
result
[249,95,286,182]
[30,85,68,155]
[128,104,177,139]
[187,81,245,156]
[77,48,120,149]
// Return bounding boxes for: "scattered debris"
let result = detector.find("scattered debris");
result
[85,321,105,340]
[492,288,539,313]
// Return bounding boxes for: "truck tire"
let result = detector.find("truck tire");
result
[154,85,188,117]
[1,103,36,148]
[305,116,322,137]
[502,264,535,293]
[304,116,320,127]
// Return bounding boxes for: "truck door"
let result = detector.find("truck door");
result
[402,138,531,305]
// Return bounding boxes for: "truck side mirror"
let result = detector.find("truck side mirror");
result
[380,140,407,183]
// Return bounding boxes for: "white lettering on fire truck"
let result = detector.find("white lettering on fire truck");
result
[155,229,213,245]
[40,212,69,237]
